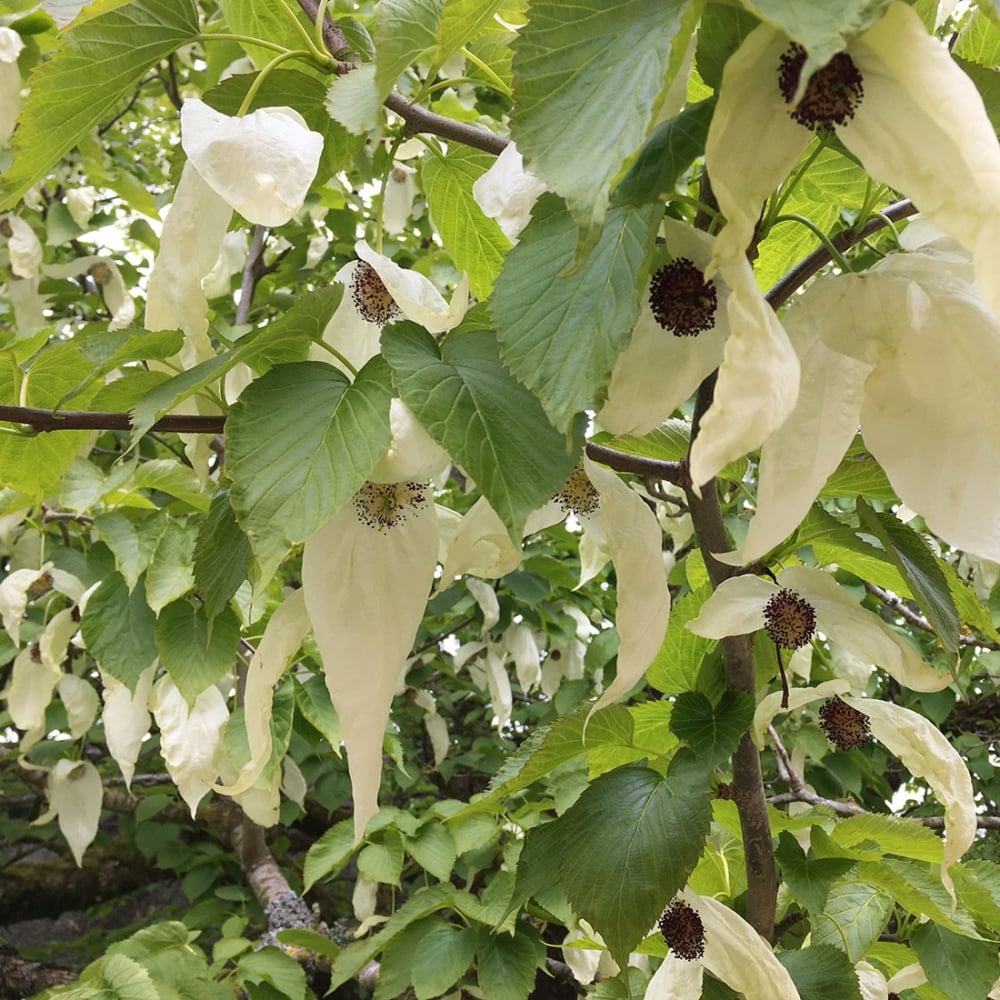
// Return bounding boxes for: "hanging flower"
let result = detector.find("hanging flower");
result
[32,759,103,867]
[445,456,670,718]
[472,142,547,243]
[856,960,927,1000]
[1,213,42,277]
[302,478,440,843]
[687,565,951,693]
[314,239,469,377]
[180,98,324,227]
[43,256,135,330]
[733,249,1000,563]
[649,888,801,999]
[705,1,1000,320]
[599,217,799,490]
[383,161,418,235]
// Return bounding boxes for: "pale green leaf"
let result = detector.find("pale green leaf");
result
[93,512,160,592]
[237,947,307,1000]
[955,8,1000,68]
[89,952,158,1000]
[381,324,578,540]
[511,0,700,233]
[421,145,511,299]
[405,823,457,882]
[80,572,158,692]
[810,881,893,963]
[376,0,444,97]
[358,829,405,886]
[0,0,201,208]
[646,584,716,694]
[828,812,943,863]
[558,752,712,968]
[491,194,660,432]
[435,0,504,62]
[226,357,392,579]
[144,519,197,614]
[156,601,241,704]
[302,819,356,892]
[133,459,211,513]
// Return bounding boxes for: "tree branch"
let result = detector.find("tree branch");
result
[0,405,226,434]
[585,441,689,487]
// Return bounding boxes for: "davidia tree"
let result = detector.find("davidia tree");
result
[0,0,999,997]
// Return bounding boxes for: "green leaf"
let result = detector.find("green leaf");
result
[606,420,746,483]
[0,0,201,209]
[410,922,476,1000]
[144,519,197,614]
[910,922,1000,1000]
[237,947,307,1000]
[557,753,712,968]
[775,945,862,1000]
[615,98,716,207]
[810,881,893,963]
[219,0,322,73]
[819,451,896,503]
[93,512,160,592]
[669,690,754,768]
[226,357,392,579]
[695,1,761,89]
[739,0,892,76]
[510,0,700,234]
[646,585,716,694]
[375,0,444,98]
[295,676,342,752]
[405,823,457,882]
[827,812,943,864]
[358,829,405,886]
[382,324,578,540]
[475,923,545,1000]
[856,499,961,662]
[194,491,250,620]
[421,145,512,300]
[80,572,158,692]
[302,819,356,892]
[132,459,211,513]
[775,832,855,915]
[491,194,660,432]
[87,952,157,1000]
[156,601,241,704]
[0,344,99,499]
[435,0,504,62]
[955,7,1000,67]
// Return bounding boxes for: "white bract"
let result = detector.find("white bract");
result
[180,98,323,227]
[44,256,135,330]
[706,1,1000,321]
[688,565,950,693]
[383,161,418,235]
[736,251,1000,562]
[599,218,799,490]
[303,479,439,843]
[2,213,42,277]
[0,27,23,149]
[647,888,801,999]
[101,667,155,789]
[472,142,547,242]
[34,759,103,867]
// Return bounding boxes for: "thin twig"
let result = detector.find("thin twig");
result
[585,441,689,487]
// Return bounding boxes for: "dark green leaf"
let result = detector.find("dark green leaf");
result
[775,832,855,915]
[910,922,1000,1000]
[557,753,712,968]
[856,499,961,662]
[475,923,545,1000]
[194,491,250,620]
[382,324,579,540]
[410,921,475,999]
[695,2,761,89]
[80,572,159,692]
[669,690,754,768]
[491,194,660,432]
[615,98,716,207]
[226,357,392,579]
[776,945,862,1000]
[156,601,241,704]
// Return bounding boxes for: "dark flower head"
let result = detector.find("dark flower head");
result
[658,900,705,961]
[778,43,864,131]
[351,260,402,325]
[763,588,816,649]
[649,257,718,337]
[352,481,427,532]
[819,696,872,750]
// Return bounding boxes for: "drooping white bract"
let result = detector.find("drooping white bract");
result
[383,161,418,235]
[180,98,323,227]
[841,695,976,902]
[1,213,42,277]
[856,960,927,1000]
[735,251,1000,563]
[687,565,950,693]
[647,888,801,999]
[599,218,799,491]
[33,759,103,867]
[44,256,135,330]
[101,666,155,790]
[706,1,1000,321]
[0,27,23,149]
[472,142,547,243]
[302,479,439,843]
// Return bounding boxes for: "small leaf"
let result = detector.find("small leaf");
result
[80,572,158,692]
[775,945,862,1000]
[775,832,855,915]
[405,823,457,882]
[303,819,356,892]
[475,923,545,1000]
[856,499,961,662]
[669,690,754,768]
[647,585,716,694]
[194,491,250,620]
[156,601,241,704]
